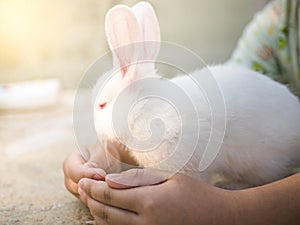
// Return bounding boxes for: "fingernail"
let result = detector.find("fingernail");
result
[92,174,103,180]
[78,187,83,195]
[106,173,133,188]
[106,173,121,181]
[92,168,106,179]
[85,161,99,168]
[78,179,84,189]
[80,146,90,161]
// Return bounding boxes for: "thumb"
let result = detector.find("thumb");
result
[105,168,172,189]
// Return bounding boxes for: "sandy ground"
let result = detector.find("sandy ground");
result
[0,92,94,225]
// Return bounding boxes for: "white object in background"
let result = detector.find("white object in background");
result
[0,79,60,110]
[4,129,73,158]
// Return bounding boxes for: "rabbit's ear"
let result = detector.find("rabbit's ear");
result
[105,5,141,76]
[132,2,161,71]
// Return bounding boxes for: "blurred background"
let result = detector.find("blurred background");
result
[0,0,269,88]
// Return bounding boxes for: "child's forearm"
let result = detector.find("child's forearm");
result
[234,172,300,225]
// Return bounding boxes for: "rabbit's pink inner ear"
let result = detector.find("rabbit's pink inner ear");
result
[114,45,135,77]
[140,20,160,63]
[105,5,141,78]
[111,20,132,50]
[132,2,161,63]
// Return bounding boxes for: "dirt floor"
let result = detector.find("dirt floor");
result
[0,92,94,225]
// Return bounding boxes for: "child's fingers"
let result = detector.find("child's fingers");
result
[63,152,106,183]
[64,176,80,196]
[105,168,170,189]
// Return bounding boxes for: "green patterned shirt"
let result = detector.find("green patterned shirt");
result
[228,0,300,96]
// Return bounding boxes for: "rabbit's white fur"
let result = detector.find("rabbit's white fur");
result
[94,2,300,189]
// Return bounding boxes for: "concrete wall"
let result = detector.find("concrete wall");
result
[0,0,269,88]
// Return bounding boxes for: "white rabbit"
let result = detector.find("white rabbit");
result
[93,2,300,189]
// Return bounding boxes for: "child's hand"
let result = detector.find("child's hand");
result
[78,171,237,225]
[63,142,122,199]
[63,151,106,198]
[78,170,300,225]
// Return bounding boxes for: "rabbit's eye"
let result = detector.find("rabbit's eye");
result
[99,102,107,109]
